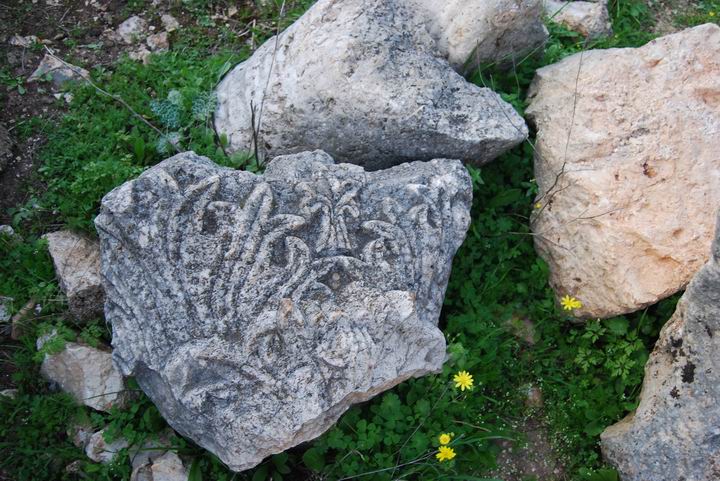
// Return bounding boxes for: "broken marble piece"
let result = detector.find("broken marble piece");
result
[215,0,527,170]
[96,150,472,471]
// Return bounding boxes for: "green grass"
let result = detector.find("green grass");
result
[0,1,693,480]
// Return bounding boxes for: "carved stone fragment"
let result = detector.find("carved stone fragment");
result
[95,150,472,471]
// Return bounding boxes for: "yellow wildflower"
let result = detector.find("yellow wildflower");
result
[560,295,582,311]
[436,445,456,462]
[534,202,542,209]
[710,11,716,16]
[438,433,452,445]
[453,370,474,391]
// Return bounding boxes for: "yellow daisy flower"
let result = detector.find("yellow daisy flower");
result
[534,202,542,209]
[560,295,582,311]
[453,370,474,391]
[436,445,456,462]
[438,433,452,445]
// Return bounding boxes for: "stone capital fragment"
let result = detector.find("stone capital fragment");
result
[95,150,472,471]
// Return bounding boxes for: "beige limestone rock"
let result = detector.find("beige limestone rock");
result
[527,24,720,319]
[44,230,105,321]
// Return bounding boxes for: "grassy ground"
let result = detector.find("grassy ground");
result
[1,1,719,480]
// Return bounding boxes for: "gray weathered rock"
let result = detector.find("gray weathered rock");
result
[44,230,105,321]
[527,24,720,319]
[601,211,720,481]
[40,341,128,412]
[214,0,528,170]
[411,0,548,72]
[28,54,90,88]
[96,150,471,471]
[544,0,612,38]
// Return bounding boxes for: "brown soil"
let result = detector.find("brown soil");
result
[0,0,139,224]
[490,415,568,481]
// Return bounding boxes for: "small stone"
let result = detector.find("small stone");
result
[9,34,39,47]
[29,54,90,88]
[40,342,128,412]
[11,298,36,340]
[128,429,176,470]
[544,0,613,38]
[117,16,147,44]
[152,452,188,481]
[52,92,74,103]
[69,422,94,448]
[146,32,168,51]
[160,14,180,32]
[129,46,152,64]
[131,452,188,481]
[65,460,83,474]
[86,429,129,463]
[44,230,105,321]
[0,388,18,398]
